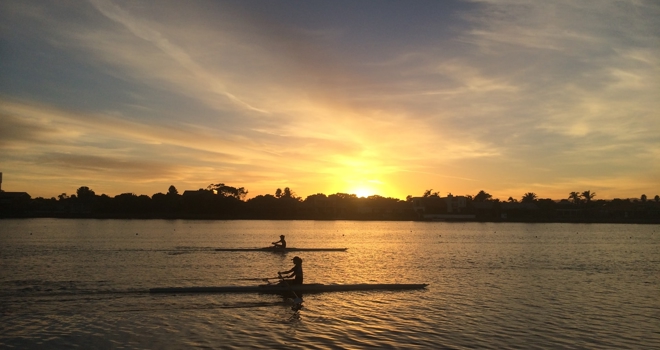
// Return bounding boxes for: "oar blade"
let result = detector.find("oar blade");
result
[235,277,278,281]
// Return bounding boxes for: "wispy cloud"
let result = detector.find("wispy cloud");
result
[1,0,658,199]
[86,0,269,114]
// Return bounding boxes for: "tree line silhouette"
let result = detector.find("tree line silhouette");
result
[1,184,659,223]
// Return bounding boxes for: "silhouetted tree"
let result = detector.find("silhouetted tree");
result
[248,189,301,218]
[107,193,152,215]
[641,194,647,202]
[581,190,596,203]
[282,187,298,200]
[474,190,492,202]
[76,186,96,200]
[521,192,537,203]
[167,185,178,196]
[58,193,68,200]
[304,193,327,201]
[329,193,358,200]
[246,194,279,216]
[507,197,517,203]
[274,187,299,200]
[655,195,660,203]
[423,189,439,197]
[208,183,248,200]
[568,191,581,204]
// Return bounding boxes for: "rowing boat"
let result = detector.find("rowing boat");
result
[149,283,428,294]
[214,247,348,252]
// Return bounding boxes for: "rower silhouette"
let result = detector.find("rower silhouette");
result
[278,256,303,285]
[278,256,304,311]
[272,235,286,249]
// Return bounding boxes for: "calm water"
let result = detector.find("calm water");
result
[1,219,658,349]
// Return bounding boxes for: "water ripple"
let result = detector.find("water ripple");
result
[1,220,659,349]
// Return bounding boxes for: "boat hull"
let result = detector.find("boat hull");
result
[149,283,428,294]
[214,247,348,252]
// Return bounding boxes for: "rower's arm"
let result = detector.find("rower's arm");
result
[278,267,294,276]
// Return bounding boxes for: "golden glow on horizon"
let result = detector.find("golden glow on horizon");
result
[2,1,658,201]
[353,187,376,198]
[344,177,389,198]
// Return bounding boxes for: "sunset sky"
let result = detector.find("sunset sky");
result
[1,0,658,201]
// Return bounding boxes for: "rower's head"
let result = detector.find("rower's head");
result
[292,256,302,265]
[280,235,285,238]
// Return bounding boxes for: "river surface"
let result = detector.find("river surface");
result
[1,219,658,349]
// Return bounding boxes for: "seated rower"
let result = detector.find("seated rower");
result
[278,256,303,285]
[272,235,287,249]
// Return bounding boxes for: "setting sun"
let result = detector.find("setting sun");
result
[348,179,385,198]
[1,0,657,202]
[353,188,375,198]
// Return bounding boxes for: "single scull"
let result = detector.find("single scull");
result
[149,283,428,294]
[214,247,348,252]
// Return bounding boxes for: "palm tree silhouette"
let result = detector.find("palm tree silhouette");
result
[581,190,596,203]
[522,192,537,203]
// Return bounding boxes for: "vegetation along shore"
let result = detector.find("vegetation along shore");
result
[2,184,658,223]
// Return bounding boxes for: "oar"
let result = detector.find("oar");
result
[278,273,303,311]
[235,277,279,281]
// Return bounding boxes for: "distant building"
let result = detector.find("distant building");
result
[445,194,467,213]
[182,189,213,197]
[411,195,474,220]
[0,191,31,204]
[0,172,32,213]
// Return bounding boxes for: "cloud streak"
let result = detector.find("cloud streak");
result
[87,0,269,114]
[1,0,658,200]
